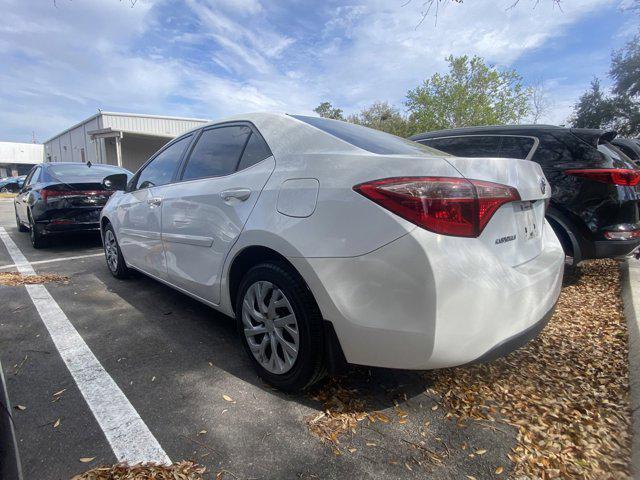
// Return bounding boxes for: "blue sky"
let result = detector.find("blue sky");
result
[0,0,636,142]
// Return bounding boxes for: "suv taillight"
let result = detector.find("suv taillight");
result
[41,189,113,204]
[564,168,640,186]
[354,177,520,238]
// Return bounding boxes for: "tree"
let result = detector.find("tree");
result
[313,102,345,120]
[348,102,412,137]
[405,55,531,132]
[530,78,553,124]
[569,78,615,129]
[570,33,640,136]
[610,34,640,99]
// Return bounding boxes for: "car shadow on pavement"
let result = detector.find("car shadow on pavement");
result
[98,265,431,411]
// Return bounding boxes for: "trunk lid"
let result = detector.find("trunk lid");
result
[42,182,114,207]
[444,156,551,266]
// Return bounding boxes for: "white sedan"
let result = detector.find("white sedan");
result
[99,113,564,391]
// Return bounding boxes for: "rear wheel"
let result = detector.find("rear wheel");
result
[236,262,326,392]
[15,207,27,232]
[103,223,131,279]
[28,211,47,249]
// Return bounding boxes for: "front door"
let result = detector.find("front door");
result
[116,134,193,279]
[161,125,275,304]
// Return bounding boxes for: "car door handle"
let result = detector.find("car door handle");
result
[220,188,251,202]
[147,197,162,207]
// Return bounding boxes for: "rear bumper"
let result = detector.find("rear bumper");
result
[39,221,100,234]
[466,304,555,365]
[290,220,565,370]
[34,207,102,234]
[593,239,640,258]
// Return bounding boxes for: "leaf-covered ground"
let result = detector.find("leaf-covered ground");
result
[72,461,206,480]
[433,259,631,478]
[0,272,69,286]
[306,259,631,479]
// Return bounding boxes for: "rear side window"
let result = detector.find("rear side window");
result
[237,132,272,171]
[421,136,501,157]
[291,115,445,156]
[136,135,192,190]
[498,136,536,159]
[182,126,251,181]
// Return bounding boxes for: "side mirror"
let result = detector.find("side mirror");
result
[102,173,128,191]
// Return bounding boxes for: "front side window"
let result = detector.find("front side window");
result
[291,115,446,156]
[135,135,192,190]
[182,126,252,181]
[421,136,501,157]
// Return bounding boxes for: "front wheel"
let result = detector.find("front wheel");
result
[103,223,131,279]
[236,262,326,392]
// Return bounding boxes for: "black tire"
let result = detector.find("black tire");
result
[15,207,27,232]
[235,262,326,392]
[103,223,132,279]
[28,211,47,249]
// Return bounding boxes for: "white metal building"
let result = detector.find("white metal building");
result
[0,142,43,177]
[43,111,209,172]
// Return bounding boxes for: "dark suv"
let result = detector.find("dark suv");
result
[410,126,640,263]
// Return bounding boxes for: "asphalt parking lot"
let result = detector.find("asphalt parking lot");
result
[0,198,518,480]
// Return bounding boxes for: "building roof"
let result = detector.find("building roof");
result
[43,111,211,144]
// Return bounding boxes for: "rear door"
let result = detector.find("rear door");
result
[161,124,275,304]
[116,134,194,280]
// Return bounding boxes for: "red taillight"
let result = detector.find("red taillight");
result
[353,177,520,238]
[564,168,640,186]
[41,189,113,203]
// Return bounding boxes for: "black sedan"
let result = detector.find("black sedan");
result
[14,162,132,248]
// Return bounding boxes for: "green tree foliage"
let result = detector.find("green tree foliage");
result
[347,102,413,137]
[404,55,531,132]
[571,35,640,136]
[570,79,616,129]
[313,102,344,120]
[610,34,640,98]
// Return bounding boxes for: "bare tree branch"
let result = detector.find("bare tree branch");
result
[404,0,563,27]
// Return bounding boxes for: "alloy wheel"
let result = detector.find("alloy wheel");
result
[242,281,299,374]
[104,229,119,272]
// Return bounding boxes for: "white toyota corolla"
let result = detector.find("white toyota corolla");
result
[99,113,564,391]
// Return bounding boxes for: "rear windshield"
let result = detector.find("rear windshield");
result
[46,164,130,181]
[290,115,448,156]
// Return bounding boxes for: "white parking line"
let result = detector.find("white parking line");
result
[0,227,170,465]
[0,252,104,271]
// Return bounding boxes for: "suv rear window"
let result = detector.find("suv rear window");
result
[420,135,535,160]
[291,115,447,156]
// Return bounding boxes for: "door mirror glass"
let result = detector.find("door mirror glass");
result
[102,173,129,191]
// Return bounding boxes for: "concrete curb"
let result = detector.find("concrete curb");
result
[621,258,640,478]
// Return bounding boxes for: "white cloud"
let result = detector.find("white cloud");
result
[0,0,624,142]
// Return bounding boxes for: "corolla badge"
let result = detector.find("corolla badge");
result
[540,177,547,194]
